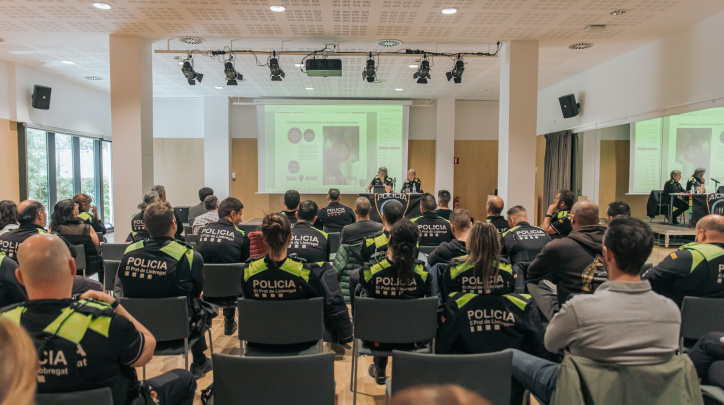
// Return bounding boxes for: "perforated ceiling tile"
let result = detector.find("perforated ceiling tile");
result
[283,0,321,6]
[423,11,463,24]
[580,0,630,11]
[382,1,424,8]
[285,9,322,22]
[236,9,277,21]
[417,26,454,37]
[332,0,371,6]
[469,12,512,25]
[289,24,325,35]
[246,24,283,35]
[118,22,157,33]
[36,22,71,31]
[156,21,197,33]
[515,13,560,26]
[377,10,417,23]
[499,27,540,39]
[611,14,655,26]
[541,27,579,38]
[68,21,110,32]
[478,0,527,9]
[333,25,367,35]
[228,0,270,5]
[333,10,369,22]
[98,6,136,21]
[531,0,580,10]
[460,26,497,37]
[0,6,41,19]
[186,8,231,21]
[0,21,29,31]
[137,7,184,19]
[375,25,411,36]
[178,0,221,4]
[202,23,241,35]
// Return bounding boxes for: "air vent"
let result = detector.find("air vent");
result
[610,9,628,16]
[376,39,402,48]
[84,76,103,81]
[569,42,593,50]
[179,36,205,45]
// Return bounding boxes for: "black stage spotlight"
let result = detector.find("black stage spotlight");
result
[362,53,376,83]
[413,56,431,84]
[446,55,465,84]
[269,51,285,81]
[181,55,203,85]
[224,56,243,85]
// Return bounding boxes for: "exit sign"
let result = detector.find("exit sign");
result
[454,157,460,164]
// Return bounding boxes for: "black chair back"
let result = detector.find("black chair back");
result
[174,206,190,225]
[328,232,341,255]
[119,296,189,342]
[203,263,243,298]
[418,245,437,255]
[237,297,323,345]
[101,243,128,261]
[36,387,113,405]
[354,297,438,343]
[184,225,193,236]
[680,297,724,351]
[103,260,120,291]
[186,234,197,244]
[72,245,86,276]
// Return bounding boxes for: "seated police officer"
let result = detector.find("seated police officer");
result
[2,234,196,405]
[360,220,430,385]
[195,197,250,335]
[73,193,106,234]
[501,205,551,265]
[0,250,23,308]
[288,200,331,263]
[314,188,356,232]
[116,201,212,379]
[0,200,49,260]
[361,200,406,262]
[401,169,422,193]
[607,200,631,222]
[643,214,724,307]
[366,166,394,193]
[541,189,574,238]
[151,185,185,240]
[687,167,707,193]
[340,197,383,245]
[241,213,352,345]
[436,190,453,220]
[427,208,471,267]
[281,189,300,225]
[126,191,159,243]
[663,171,688,224]
[486,196,509,235]
[411,194,452,246]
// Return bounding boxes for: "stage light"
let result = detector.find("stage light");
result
[269,51,285,81]
[181,55,203,85]
[445,54,464,84]
[362,53,376,83]
[413,55,431,84]
[224,56,243,85]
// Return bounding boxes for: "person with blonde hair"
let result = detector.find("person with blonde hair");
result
[0,318,38,405]
[387,385,491,405]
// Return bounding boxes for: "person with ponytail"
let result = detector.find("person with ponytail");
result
[240,212,352,346]
[360,219,431,385]
[125,191,159,243]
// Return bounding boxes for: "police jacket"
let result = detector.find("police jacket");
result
[411,212,453,246]
[2,298,146,405]
[369,175,394,189]
[116,237,203,316]
[0,252,25,308]
[125,211,150,243]
[437,256,517,301]
[501,222,551,265]
[686,176,703,192]
[550,209,572,237]
[195,218,250,263]
[436,208,452,221]
[0,223,47,260]
[487,216,510,235]
[281,210,298,225]
[643,242,724,307]
[314,201,356,231]
[361,230,389,262]
[360,257,430,299]
[241,256,352,343]
[427,239,467,267]
[436,291,546,357]
[78,211,107,234]
[288,222,331,263]
[663,179,685,202]
[401,178,422,193]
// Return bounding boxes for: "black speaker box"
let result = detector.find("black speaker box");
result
[32,85,52,110]
[559,94,580,118]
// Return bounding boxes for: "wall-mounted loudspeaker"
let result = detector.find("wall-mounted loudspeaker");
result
[32,85,52,110]
[559,94,580,118]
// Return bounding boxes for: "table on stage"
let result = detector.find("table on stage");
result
[681,193,724,225]
[240,217,263,234]
[359,193,424,222]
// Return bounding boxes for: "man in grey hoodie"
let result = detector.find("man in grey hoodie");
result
[526,200,608,321]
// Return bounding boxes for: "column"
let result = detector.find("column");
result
[109,35,154,238]
[435,96,455,197]
[203,97,231,199]
[498,41,539,213]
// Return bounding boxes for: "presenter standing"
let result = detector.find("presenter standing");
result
[367,167,394,193]
[687,168,707,194]
[663,170,688,225]
[400,169,422,193]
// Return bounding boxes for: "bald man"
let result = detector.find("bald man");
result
[1,234,196,405]
[643,214,724,306]
[486,195,509,234]
[527,200,608,320]
[0,200,47,260]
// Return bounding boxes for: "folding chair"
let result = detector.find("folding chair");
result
[212,353,335,405]
[184,225,193,236]
[680,297,724,352]
[328,232,341,260]
[72,245,86,277]
[36,387,113,405]
[119,296,213,377]
[236,297,324,356]
[101,243,128,261]
[202,263,243,319]
[351,297,438,404]
[388,351,512,405]
[103,260,120,294]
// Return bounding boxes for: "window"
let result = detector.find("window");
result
[21,127,113,229]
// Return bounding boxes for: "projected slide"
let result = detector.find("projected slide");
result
[259,104,405,194]
[630,106,724,194]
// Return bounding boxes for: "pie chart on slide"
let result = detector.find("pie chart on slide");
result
[288,160,300,173]
[288,128,302,144]
[332,139,352,162]
[683,141,704,164]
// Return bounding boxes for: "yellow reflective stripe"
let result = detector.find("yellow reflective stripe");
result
[497,261,512,274]
[78,212,92,221]
[414,264,428,282]
[44,307,92,344]
[244,258,267,281]
[365,237,375,247]
[454,293,476,309]
[124,240,145,254]
[88,316,111,337]
[364,258,391,282]
[160,241,188,261]
[234,226,246,236]
[374,233,388,248]
[504,294,530,311]
[502,226,520,237]
[681,243,724,273]
[1,306,26,324]
[318,229,328,239]
[449,261,473,279]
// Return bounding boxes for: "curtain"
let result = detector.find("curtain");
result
[571,133,583,199]
[543,130,573,206]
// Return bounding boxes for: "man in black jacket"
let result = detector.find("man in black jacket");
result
[427,208,471,266]
[289,200,331,263]
[314,188,356,232]
[281,190,300,225]
[526,200,607,320]
[340,197,383,245]
[487,196,509,235]
[501,206,550,265]
[541,190,574,238]
[411,194,452,246]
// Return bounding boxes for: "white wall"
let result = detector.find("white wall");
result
[455,100,499,140]
[580,124,630,205]
[0,60,10,120]
[537,9,724,135]
[153,97,204,138]
[409,105,437,140]
[12,63,111,137]
[230,105,258,138]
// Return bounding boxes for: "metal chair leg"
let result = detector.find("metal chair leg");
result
[184,338,189,370]
[352,338,359,405]
[142,366,146,381]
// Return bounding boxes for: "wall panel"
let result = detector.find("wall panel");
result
[453,140,498,222]
[153,138,205,207]
[0,119,19,200]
